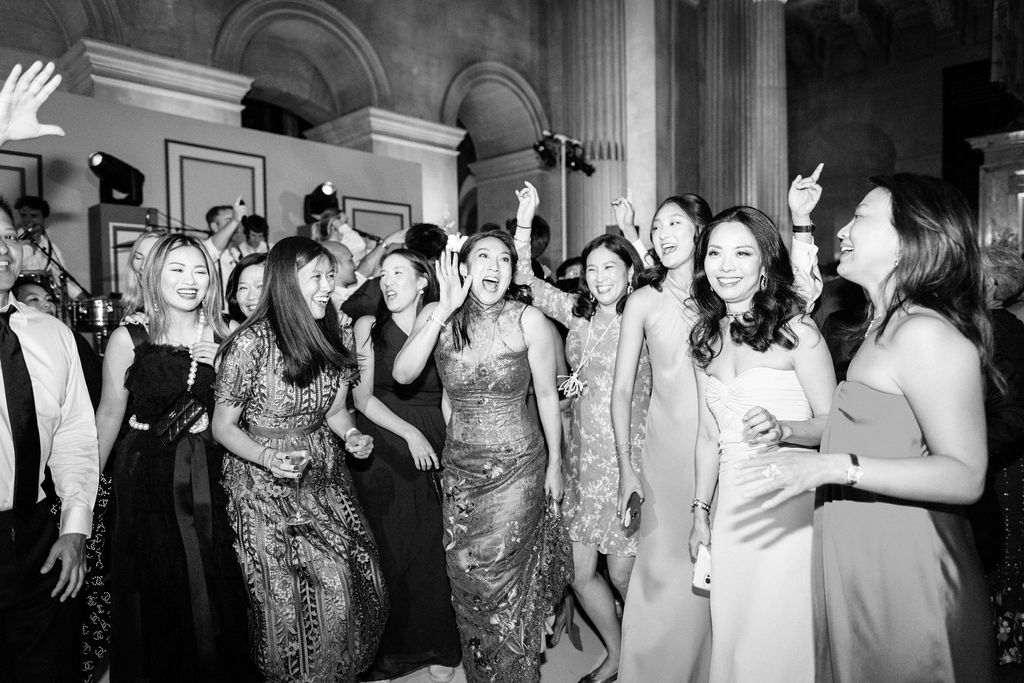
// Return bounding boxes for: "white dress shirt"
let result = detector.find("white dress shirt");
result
[0,299,98,536]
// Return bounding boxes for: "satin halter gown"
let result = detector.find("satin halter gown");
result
[705,367,814,683]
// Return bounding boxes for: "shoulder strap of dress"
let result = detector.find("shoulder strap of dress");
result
[125,323,148,348]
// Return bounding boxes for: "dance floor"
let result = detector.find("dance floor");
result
[394,615,604,682]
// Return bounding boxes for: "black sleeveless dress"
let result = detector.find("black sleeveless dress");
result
[109,341,255,682]
[350,317,461,679]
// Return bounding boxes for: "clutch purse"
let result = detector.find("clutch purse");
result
[153,390,208,445]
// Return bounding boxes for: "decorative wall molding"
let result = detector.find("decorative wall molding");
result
[60,39,253,126]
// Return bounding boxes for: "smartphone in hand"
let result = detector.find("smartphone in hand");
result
[623,491,642,535]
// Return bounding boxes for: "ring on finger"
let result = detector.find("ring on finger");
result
[767,463,782,479]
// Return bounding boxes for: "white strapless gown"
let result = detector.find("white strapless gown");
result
[705,367,815,683]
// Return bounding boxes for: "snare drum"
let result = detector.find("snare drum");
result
[74,296,123,332]
[16,269,58,293]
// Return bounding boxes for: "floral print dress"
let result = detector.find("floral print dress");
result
[516,258,652,555]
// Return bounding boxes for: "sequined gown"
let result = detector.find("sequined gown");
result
[815,382,995,682]
[705,368,814,683]
[434,299,572,683]
[215,321,388,683]
[110,342,254,683]
[517,260,652,555]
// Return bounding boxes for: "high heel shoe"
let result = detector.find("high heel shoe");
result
[548,593,575,648]
[577,669,618,683]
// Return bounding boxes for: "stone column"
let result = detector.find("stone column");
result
[702,0,789,228]
[307,107,466,230]
[745,0,789,227]
[563,0,627,258]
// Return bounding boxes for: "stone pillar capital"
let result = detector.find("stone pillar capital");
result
[306,107,465,155]
[469,148,544,184]
[60,39,253,126]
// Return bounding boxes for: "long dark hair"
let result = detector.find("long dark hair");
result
[637,193,714,290]
[218,236,356,386]
[866,173,997,384]
[370,248,439,349]
[449,231,532,352]
[225,252,268,324]
[572,234,643,319]
[689,206,807,369]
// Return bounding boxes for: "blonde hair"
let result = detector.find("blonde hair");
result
[140,234,228,341]
[122,231,163,314]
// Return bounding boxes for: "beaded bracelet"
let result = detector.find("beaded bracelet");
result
[690,497,711,514]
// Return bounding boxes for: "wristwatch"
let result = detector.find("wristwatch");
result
[846,453,863,486]
[792,223,815,234]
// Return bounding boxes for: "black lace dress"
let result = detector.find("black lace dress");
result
[109,342,255,682]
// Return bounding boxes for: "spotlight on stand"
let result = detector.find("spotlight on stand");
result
[533,135,557,168]
[303,181,339,224]
[88,152,145,206]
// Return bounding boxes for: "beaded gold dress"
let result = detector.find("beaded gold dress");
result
[434,299,572,683]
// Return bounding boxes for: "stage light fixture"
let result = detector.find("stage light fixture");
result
[88,152,145,206]
[303,181,340,224]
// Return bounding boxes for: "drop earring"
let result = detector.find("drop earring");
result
[759,273,768,291]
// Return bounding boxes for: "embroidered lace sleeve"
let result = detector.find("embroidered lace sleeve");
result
[214,323,266,407]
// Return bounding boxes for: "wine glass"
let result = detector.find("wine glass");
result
[281,435,311,526]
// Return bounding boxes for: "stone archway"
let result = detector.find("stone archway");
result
[441,61,547,160]
[440,62,551,244]
[212,0,391,125]
[0,0,126,62]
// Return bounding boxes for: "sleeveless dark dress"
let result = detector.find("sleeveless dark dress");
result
[110,342,255,682]
[350,318,461,680]
[814,381,995,682]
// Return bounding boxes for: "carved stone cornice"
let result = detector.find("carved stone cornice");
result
[60,39,253,125]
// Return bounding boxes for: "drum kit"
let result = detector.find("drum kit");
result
[20,269,123,353]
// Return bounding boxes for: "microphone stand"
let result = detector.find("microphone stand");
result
[21,231,92,299]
